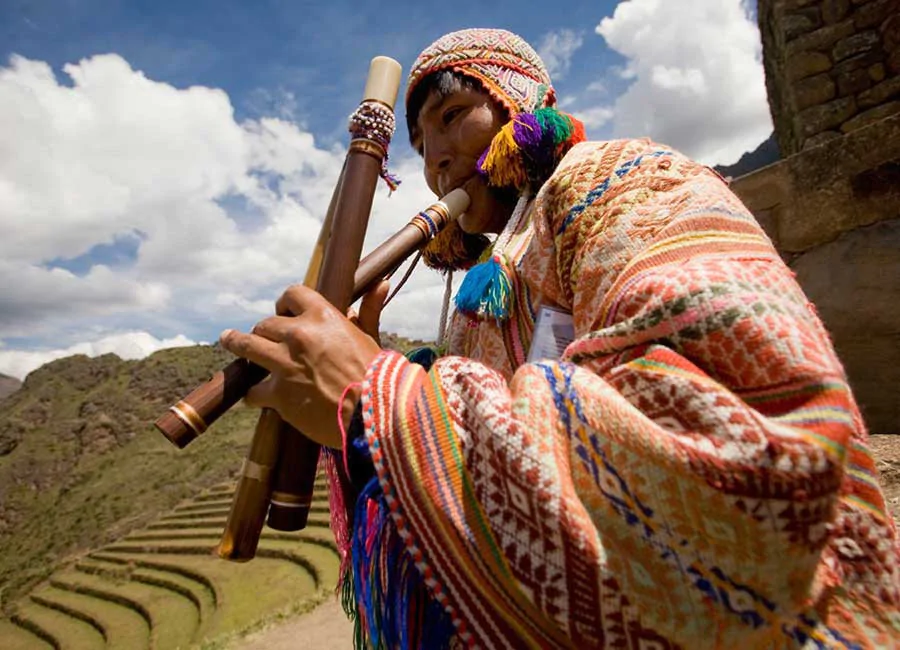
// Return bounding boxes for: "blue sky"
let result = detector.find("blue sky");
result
[0,0,772,378]
[2,1,631,149]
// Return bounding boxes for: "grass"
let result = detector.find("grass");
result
[0,619,55,650]
[2,480,341,649]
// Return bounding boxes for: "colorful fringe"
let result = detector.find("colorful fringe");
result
[478,107,586,192]
[348,477,456,650]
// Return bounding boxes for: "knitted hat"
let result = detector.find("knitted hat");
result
[406,28,556,117]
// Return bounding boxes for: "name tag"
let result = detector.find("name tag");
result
[528,306,575,362]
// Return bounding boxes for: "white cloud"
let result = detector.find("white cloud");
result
[537,29,584,80]
[573,106,615,130]
[0,331,198,380]
[0,52,450,372]
[595,0,772,165]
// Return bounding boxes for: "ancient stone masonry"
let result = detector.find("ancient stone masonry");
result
[759,0,900,155]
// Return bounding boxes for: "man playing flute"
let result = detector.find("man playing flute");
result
[220,28,899,649]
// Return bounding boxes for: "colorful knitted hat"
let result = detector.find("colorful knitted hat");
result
[406,28,557,117]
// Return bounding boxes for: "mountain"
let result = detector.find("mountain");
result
[0,345,259,611]
[0,373,21,401]
[714,132,781,179]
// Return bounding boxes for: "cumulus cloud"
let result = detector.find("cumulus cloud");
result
[595,0,772,165]
[0,331,198,380]
[0,51,448,370]
[537,29,584,80]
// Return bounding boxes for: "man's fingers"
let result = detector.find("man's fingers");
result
[358,280,389,340]
[219,328,285,372]
[275,284,328,317]
[251,315,301,343]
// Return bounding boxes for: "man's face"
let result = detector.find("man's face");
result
[412,84,516,234]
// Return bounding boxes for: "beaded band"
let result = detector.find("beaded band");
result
[349,101,401,192]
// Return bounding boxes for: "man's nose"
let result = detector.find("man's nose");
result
[423,132,452,179]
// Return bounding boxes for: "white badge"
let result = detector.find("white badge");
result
[528,305,575,362]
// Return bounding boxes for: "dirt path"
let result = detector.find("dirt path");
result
[234,599,353,650]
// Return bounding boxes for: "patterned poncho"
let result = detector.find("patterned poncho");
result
[351,139,900,649]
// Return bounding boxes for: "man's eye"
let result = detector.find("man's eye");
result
[442,107,461,125]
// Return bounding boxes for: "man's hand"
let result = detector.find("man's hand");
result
[219,284,381,449]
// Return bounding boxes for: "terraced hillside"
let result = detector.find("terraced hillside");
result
[0,476,340,650]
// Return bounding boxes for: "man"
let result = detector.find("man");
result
[221,29,899,649]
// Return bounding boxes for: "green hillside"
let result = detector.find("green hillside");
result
[0,345,258,611]
[0,478,338,649]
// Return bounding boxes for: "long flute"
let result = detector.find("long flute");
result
[211,55,403,558]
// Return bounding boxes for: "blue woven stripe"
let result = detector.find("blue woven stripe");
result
[556,150,672,236]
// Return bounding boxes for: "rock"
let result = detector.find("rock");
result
[803,129,844,148]
[795,96,858,137]
[786,19,856,57]
[823,0,852,23]
[838,66,874,94]
[833,30,882,61]
[841,100,900,130]
[795,72,838,109]
[854,0,899,29]
[784,11,822,40]
[858,74,900,106]
[790,218,900,434]
[883,14,900,51]
[869,62,887,81]
[787,51,834,81]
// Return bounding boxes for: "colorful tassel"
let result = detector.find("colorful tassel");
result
[477,121,528,188]
[350,478,455,649]
[421,219,490,271]
[454,254,513,321]
[478,106,586,193]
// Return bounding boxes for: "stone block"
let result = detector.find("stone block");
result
[833,30,882,61]
[869,62,887,80]
[841,100,900,130]
[787,51,834,81]
[891,48,900,74]
[790,218,900,434]
[784,11,822,40]
[794,72,838,109]
[768,115,900,251]
[823,0,852,23]
[795,96,858,136]
[803,130,844,148]
[883,14,900,50]
[854,0,900,29]
[858,75,900,107]
[837,67,874,95]
[786,19,856,56]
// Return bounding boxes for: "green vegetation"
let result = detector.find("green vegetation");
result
[0,336,430,647]
[3,480,339,648]
[0,345,257,609]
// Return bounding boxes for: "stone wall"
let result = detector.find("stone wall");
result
[759,0,900,156]
[730,114,900,433]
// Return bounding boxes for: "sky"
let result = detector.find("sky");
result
[0,0,773,380]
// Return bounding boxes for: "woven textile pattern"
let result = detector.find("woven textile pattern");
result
[361,139,900,648]
[406,28,555,117]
